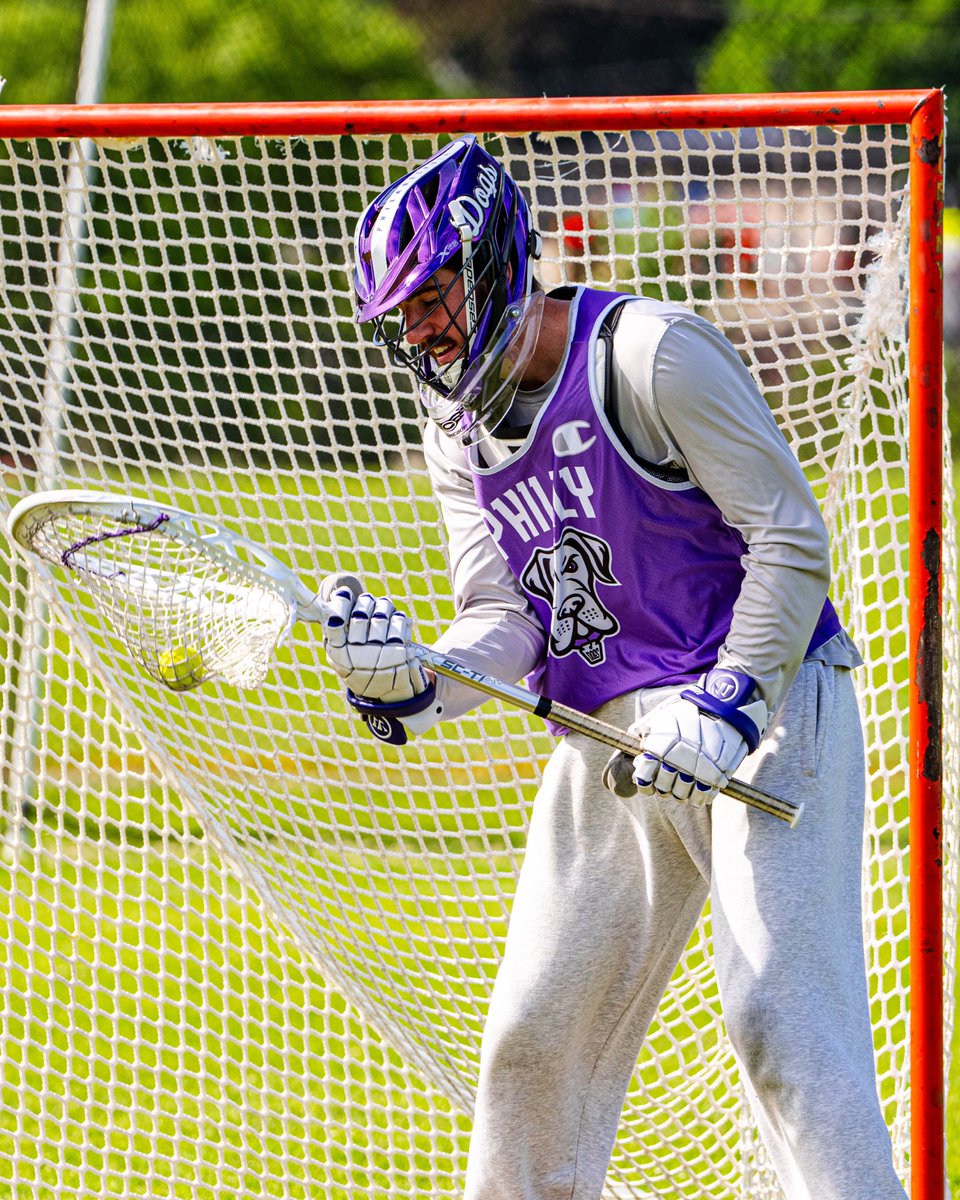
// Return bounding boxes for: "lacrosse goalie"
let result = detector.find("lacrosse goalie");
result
[321,134,907,1200]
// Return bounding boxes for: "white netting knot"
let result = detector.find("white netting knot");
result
[844,215,909,379]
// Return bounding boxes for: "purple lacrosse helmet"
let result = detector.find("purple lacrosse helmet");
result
[353,135,541,443]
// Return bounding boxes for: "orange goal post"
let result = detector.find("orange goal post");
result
[0,91,953,1200]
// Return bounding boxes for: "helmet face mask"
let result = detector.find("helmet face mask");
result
[369,247,498,395]
[420,289,546,447]
[354,135,540,444]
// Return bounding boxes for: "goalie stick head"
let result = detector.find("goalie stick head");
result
[7,490,301,693]
[353,135,541,443]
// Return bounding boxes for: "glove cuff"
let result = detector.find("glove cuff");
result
[681,669,767,753]
[346,682,438,746]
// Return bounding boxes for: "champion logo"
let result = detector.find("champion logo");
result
[552,421,597,457]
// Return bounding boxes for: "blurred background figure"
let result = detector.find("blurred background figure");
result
[946,208,960,349]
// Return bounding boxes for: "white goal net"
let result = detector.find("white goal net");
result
[0,99,955,1199]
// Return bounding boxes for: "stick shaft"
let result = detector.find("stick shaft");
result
[418,648,802,827]
[4,503,797,827]
[184,578,803,826]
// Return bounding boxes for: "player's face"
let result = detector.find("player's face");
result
[398,268,468,368]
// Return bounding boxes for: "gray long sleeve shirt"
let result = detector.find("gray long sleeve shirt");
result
[405,294,860,733]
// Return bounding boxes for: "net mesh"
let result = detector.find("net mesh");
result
[0,115,955,1199]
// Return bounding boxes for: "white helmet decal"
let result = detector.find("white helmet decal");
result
[448,163,499,241]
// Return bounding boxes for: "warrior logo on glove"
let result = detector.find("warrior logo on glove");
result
[521,528,620,667]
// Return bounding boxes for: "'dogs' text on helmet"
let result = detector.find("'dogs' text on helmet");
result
[353,135,541,443]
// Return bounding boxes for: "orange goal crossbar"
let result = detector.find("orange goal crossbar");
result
[0,89,941,138]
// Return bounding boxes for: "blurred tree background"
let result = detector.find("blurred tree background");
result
[0,0,955,194]
[1,0,954,207]
[0,0,956,400]
[0,0,441,103]
[2,0,955,157]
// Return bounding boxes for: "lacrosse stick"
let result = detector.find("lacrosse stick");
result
[6,489,802,827]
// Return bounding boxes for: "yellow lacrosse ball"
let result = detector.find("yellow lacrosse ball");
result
[157,644,205,691]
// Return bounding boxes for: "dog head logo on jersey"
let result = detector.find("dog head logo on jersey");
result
[520,528,620,667]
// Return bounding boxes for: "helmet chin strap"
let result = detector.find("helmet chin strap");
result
[417,243,476,392]
[458,235,477,371]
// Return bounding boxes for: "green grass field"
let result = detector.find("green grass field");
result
[0,827,479,1200]
[0,454,957,1199]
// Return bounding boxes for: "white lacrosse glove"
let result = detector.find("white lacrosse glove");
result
[321,581,435,746]
[606,669,768,806]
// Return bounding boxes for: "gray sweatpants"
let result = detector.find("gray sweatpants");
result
[464,662,907,1200]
